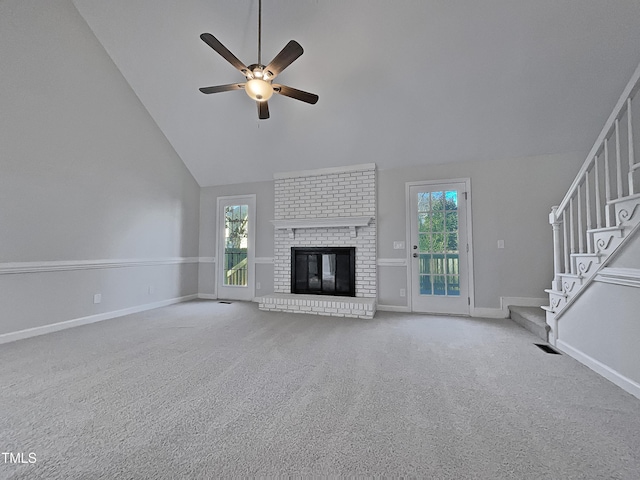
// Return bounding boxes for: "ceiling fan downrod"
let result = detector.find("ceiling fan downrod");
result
[258,0,262,66]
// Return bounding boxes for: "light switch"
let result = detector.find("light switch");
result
[393,241,405,250]
[497,240,505,249]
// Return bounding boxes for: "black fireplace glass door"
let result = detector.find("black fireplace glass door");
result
[321,254,336,293]
[308,255,320,289]
[292,247,355,296]
[295,254,309,292]
[335,253,351,294]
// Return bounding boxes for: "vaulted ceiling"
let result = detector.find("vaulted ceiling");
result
[72,0,640,187]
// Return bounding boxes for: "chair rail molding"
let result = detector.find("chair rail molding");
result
[0,257,200,275]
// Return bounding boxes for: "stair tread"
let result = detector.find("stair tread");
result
[509,306,547,325]
[587,226,624,233]
[509,306,549,341]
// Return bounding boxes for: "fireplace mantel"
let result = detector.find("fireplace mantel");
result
[271,216,374,238]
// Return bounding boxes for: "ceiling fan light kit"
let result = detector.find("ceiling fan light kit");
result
[245,78,273,101]
[199,0,318,119]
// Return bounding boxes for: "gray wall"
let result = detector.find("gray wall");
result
[377,152,584,308]
[199,181,275,298]
[198,152,584,311]
[0,0,200,335]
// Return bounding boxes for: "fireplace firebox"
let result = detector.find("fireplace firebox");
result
[291,247,355,296]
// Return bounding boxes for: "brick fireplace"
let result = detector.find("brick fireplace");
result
[258,163,377,318]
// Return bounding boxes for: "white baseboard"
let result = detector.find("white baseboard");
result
[0,294,198,345]
[198,294,218,300]
[557,340,640,400]
[377,304,411,313]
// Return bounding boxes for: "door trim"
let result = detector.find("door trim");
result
[215,194,256,301]
[405,178,475,314]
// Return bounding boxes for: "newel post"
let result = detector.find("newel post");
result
[549,206,562,291]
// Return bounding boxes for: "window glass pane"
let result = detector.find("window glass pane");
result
[417,193,430,212]
[418,213,431,232]
[446,233,458,253]
[223,204,248,286]
[432,211,444,232]
[447,275,460,296]
[432,233,445,253]
[445,191,458,209]
[420,275,432,295]
[446,255,459,274]
[445,212,458,232]
[431,191,444,210]
[419,234,431,252]
[431,254,445,275]
[433,275,446,295]
[419,254,430,275]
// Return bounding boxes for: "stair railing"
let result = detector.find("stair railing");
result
[549,61,640,292]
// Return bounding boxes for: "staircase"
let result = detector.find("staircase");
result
[544,61,640,345]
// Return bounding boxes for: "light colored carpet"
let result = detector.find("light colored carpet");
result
[1,300,639,479]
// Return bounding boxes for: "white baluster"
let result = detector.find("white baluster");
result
[550,206,562,291]
[569,197,575,274]
[629,97,635,195]
[604,138,612,227]
[585,169,592,253]
[615,118,623,198]
[594,154,602,229]
[563,210,569,274]
[577,183,584,254]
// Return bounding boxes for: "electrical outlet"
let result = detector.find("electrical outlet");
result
[393,241,405,250]
[497,239,505,249]
[400,288,406,297]
[93,293,101,304]
[256,282,261,290]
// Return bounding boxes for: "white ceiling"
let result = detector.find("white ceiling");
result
[72,0,640,187]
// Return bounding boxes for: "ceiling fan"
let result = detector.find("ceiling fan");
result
[199,0,318,120]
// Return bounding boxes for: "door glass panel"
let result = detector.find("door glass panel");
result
[433,275,446,296]
[420,275,432,295]
[445,191,458,209]
[445,212,458,231]
[223,204,248,286]
[447,275,460,296]
[419,234,431,251]
[419,254,430,274]
[416,190,461,297]
[431,191,444,210]
[418,213,431,232]
[417,193,431,212]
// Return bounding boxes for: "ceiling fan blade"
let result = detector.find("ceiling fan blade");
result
[199,83,245,94]
[264,40,303,78]
[257,101,270,120]
[272,84,319,105]
[200,33,249,75]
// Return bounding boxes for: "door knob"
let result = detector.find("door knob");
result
[413,245,418,249]
[413,253,418,258]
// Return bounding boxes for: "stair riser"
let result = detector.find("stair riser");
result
[615,201,640,227]
[593,231,624,255]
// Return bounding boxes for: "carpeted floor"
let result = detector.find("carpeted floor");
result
[1,300,639,479]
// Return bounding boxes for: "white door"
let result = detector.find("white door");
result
[408,181,471,315]
[216,195,256,301]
